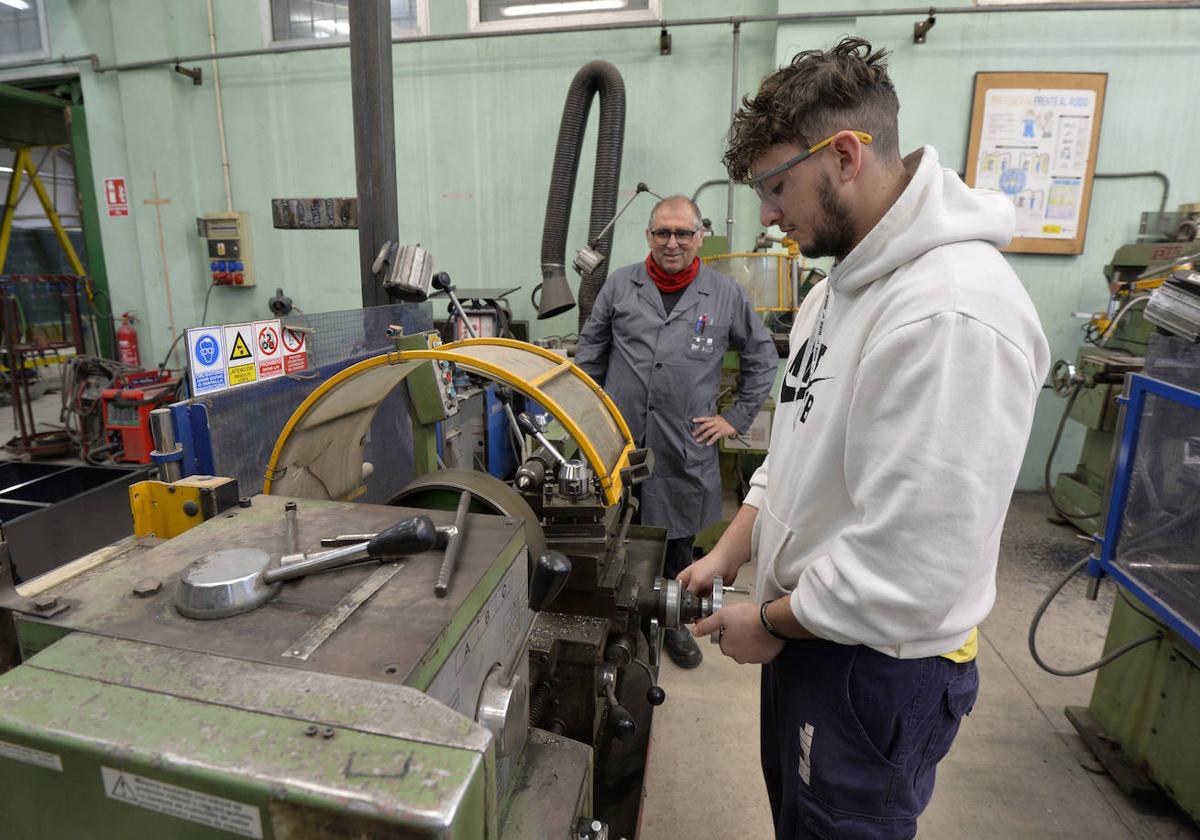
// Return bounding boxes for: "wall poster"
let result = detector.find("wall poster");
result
[965,72,1107,255]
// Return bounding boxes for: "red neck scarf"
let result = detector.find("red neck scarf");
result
[644,254,700,293]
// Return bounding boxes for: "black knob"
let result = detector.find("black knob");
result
[431,272,452,292]
[646,685,666,706]
[495,385,513,405]
[610,703,636,739]
[367,515,437,558]
[515,411,538,437]
[529,550,571,611]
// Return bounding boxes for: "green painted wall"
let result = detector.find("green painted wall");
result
[10,0,776,367]
[777,0,1200,491]
[6,0,1198,489]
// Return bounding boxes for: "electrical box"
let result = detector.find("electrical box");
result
[393,331,459,423]
[198,211,255,287]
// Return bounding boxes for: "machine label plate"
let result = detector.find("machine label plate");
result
[101,766,263,838]
[0,739,63,772]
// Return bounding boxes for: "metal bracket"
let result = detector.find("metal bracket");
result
[173,63,202,85]
[0,543,72,617]
[913,10,936,44]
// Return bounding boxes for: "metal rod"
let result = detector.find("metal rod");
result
[590,183,655,247]
[434,491,472,598]
[10,4,1195,76]
[502,402,526,463]
[268,541,370,583]
[727,21,741,247]
[445,289,479,339]
[148,407,181,482]
[206,0,234,213]
[284,501,299,555]
[349,0,399,308]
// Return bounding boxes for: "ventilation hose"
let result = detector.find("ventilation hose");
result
[539,60,626,329]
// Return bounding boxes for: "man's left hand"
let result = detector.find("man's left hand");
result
[692,415,736,446]
[692,603,784,665]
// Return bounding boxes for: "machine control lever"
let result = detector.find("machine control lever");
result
[432,272,478,339]
[275,516,436,580]
[604,635,666,707]
[529,550,571,612]
[598,663,635,740]
[321,525,456,549]
[516,412,566,467]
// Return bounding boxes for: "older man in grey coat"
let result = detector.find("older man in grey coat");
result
[575,195,777,667]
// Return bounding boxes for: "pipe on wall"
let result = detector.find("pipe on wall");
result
[10,3,1198,77]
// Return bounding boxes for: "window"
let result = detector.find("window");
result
[472,0,658,31]
[0,0,49,64]
[264,0,424,45]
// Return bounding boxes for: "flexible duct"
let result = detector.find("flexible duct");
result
[540,60,625,329]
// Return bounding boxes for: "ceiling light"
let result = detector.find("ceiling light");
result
[0,166,14,173]
[0,0,32,11]
[502,1,627,17]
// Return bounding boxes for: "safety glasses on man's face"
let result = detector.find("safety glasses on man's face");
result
[750,130,873,203]
[648,228,698,245]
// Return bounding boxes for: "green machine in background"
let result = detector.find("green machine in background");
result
[1048,205,1199,533]
[690,238,830,553]
[1050,327,1200,825]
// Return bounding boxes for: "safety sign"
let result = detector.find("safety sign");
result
[101,767,263,838]
[281,326,308,374]
[187,327,227,396]
[253,319,283,380]
[224,324,258,387]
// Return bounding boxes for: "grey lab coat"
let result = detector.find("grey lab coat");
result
[575,261,777,539]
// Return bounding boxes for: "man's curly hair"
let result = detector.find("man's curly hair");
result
[723,37,900,183]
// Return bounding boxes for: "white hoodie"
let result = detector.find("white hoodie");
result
[747,146,1050,659]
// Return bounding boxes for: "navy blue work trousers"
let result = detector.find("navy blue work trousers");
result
[760,639,979,839]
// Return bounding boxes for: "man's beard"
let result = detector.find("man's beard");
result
[799,173,856,261]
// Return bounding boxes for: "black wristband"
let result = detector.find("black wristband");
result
[760,600,790,642]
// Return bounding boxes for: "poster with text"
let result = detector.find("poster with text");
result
[972,87,1097,242]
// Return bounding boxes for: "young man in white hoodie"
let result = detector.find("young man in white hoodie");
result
[678,38,1050,839]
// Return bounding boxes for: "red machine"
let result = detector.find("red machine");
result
[101,369,179,463]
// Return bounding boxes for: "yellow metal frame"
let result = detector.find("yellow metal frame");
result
[264,338,637,507]
[702,251,796,312]
[0,148,88,283]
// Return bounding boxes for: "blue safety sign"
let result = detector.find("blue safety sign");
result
[187,327,228,396]
[195,335,219,367]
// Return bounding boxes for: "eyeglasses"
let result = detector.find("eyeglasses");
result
[648,228,698,245]
[750,130,873,203]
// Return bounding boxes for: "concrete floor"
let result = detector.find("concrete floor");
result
[642,493,1200,840]
[0,382,74,458]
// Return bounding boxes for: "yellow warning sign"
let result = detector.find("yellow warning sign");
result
[229,332,253,361]
[229,364,257,385]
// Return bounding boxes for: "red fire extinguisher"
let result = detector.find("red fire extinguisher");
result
[117,312,141,368]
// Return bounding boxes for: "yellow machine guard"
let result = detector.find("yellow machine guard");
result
[264,337,636,507]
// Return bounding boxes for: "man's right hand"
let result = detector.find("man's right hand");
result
[677,551,741,596]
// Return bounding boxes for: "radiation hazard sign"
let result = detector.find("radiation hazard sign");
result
[223,324,258,387]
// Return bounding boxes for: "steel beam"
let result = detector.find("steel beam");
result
[349,0,399,308]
